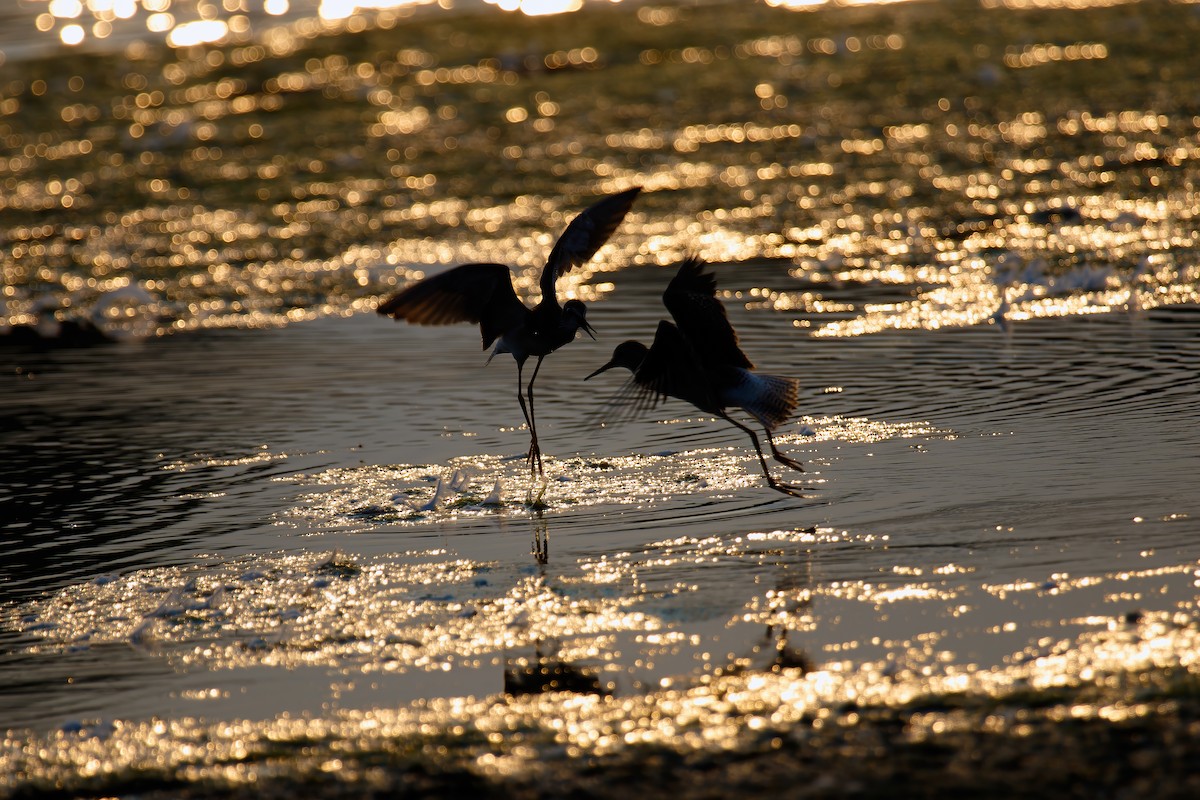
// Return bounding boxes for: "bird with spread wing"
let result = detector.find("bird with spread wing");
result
[377,187,641,475]
[586,256,806,497]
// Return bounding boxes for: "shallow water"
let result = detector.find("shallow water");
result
[3,0,1200,793]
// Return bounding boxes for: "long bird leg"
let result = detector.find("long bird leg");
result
[515,360,541,475]
[525,356,546,476]
[718,413,805,498]
[765,428,805,472]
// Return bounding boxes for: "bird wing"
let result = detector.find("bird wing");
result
[661,255,753,369]
[593,321,713,427]
[540,187,641,300]
[593,373,668,429]
[376,262,528,349]
[639,319,719,407]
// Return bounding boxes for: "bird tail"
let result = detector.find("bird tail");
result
[730,371,799,431]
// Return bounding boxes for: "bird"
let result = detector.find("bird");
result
[376,187,641,476]
[585,256,805,497]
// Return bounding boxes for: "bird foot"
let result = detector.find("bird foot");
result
[767,478,806,499]
[773,453,806,473]
[525,480,549,508]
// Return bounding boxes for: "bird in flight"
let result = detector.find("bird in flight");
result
[586,256,806,497]
[377,187,641,475]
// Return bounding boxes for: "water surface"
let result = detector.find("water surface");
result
[2,0,1200,794]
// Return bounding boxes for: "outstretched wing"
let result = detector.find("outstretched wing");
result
[376,263,528,349]
[541,187,641,300]
[594,320,714,427]
[592,373,668,429]
[661,255,753,370]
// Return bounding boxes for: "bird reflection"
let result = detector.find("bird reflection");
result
[377,188,640,476]
[759,549,817,673]
[506,511,610,696]
[502,608,612,698]
[708,625,814,679]
[503,637,610,697]
[587,256,807,496]
[758,626,815,674]
[531,509,549,565]
[717,549,817,678]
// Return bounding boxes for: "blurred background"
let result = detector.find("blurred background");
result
[3,0,1197,339]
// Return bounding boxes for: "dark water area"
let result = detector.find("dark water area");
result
[3,0,1200,795]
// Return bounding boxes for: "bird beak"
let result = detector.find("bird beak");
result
[584,360,616,381]
[581,319,597,340]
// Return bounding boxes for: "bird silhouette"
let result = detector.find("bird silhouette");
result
[377,187,641,475]
[586,256,805,496]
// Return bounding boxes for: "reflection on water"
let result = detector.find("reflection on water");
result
[2,299,1200,790]
[22,0,642,57]
[3,0,1200,794]
[4,538,1200,794]
[4,0,1200,341]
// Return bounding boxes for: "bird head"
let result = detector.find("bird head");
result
[585,340,648,380]
[562,299,596,339]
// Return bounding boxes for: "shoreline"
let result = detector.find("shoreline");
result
[7,665,1200,798]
